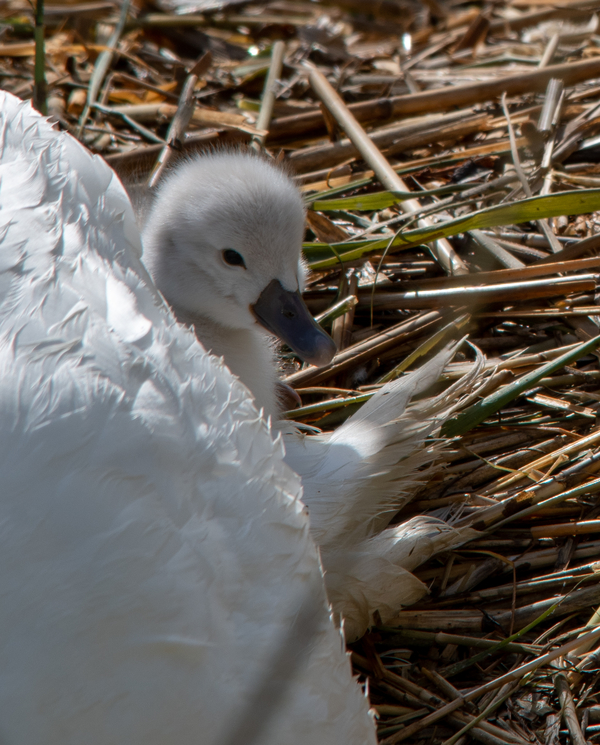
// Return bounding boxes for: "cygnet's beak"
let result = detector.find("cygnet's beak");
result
[252,279,336,367]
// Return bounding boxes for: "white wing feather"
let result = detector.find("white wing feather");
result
[0,92,376,745]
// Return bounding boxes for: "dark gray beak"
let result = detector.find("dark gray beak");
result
[252,279,336,367]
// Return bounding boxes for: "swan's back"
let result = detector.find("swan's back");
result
[0,92,375,745]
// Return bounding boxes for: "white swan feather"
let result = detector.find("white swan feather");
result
[0,91,376,745]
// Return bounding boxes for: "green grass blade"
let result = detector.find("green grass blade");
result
[402,188,600,245]
[441,334,600,438]
[441,599,560,679]
[304,188,600,269]
[303,175,374,204]
[310,183,475,212]
[312,192,401,211]
[304,237,393,266]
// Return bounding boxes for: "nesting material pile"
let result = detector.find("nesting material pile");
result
[2,0,600,741]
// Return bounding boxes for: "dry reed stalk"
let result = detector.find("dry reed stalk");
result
[269,59,600,141]
[306,63,468,276]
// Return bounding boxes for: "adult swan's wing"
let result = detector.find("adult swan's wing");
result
[0,92,376,745]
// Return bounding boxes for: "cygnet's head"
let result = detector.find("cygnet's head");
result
[143,150,335,366]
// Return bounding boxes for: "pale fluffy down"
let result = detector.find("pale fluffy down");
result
[143,152,308,420]
[0,92,376,745]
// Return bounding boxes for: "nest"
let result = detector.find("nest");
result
[2,0,600,740]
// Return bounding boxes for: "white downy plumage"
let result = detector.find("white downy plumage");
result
[143,152,481,642]
[0,91,377,744]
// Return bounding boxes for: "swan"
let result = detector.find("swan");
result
[142,152,481,641]
[142,152,336,420]
[0,90,377,744]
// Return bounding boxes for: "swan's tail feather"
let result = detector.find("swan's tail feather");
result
[284,342,487,640]
[369,516,481,574]
[405,342,485,424]
[322,551,429,644]
[323,517,481,641]
[291,341,485,551]
[331,338,469,440]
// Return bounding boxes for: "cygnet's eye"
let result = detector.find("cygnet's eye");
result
[222,249,246,268]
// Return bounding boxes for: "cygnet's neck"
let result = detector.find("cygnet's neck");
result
[172,304,280,421]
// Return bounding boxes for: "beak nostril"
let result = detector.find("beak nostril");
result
[283,310,296,319]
